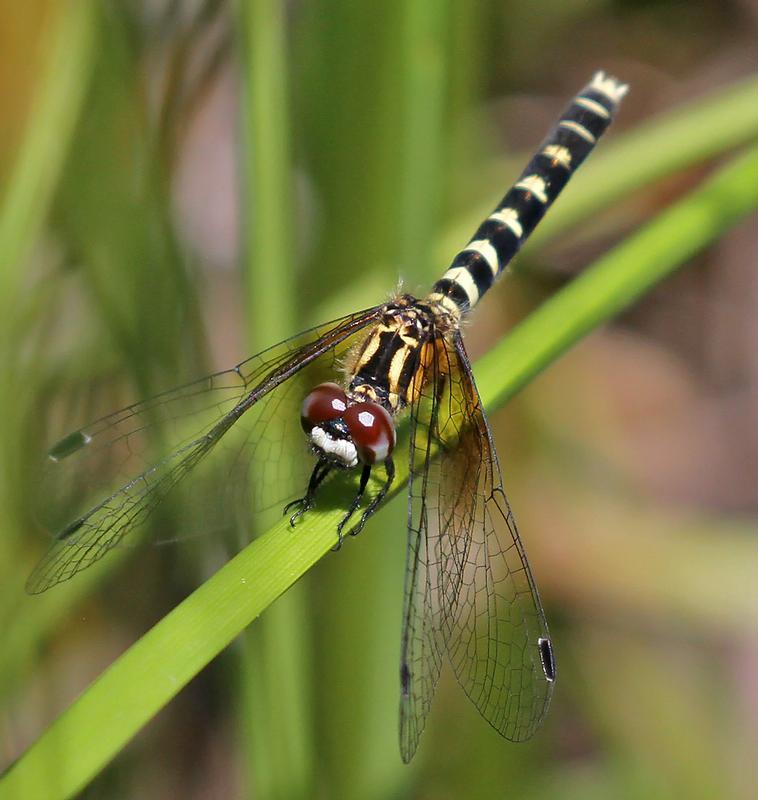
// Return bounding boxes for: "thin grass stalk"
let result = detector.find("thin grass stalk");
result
[236,1,312,798]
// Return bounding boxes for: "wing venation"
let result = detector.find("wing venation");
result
[398,330,553,762]
[28,307,382,593]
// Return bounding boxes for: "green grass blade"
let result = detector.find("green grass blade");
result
[397,0,448,274]
[239,0,297,346]
[3,143,757,800]
[236,1,313,797]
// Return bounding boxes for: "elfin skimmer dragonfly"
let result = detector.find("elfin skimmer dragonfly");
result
[27,72,627,762]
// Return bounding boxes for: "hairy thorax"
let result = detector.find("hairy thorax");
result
[344,294,458,414]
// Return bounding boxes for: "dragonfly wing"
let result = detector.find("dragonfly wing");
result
[399,337,456,762]
[27,423,227,593]
[398,331,553,761]
[445,333,554,740]
[28,306,382,593]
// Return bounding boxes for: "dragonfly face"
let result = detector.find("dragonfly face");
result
[295,378,396,538]
[300,381,396,468]
[27,72,628,764]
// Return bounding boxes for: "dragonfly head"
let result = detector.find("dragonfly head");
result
[301,383,395,468]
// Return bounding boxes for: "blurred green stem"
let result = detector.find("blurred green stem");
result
[397,0,448,273]
[0,1,95,638]
[0,2,95,319]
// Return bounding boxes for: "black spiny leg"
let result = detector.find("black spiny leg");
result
[284,459,331,527]
[347,457,395,538]
[334,464,372,550]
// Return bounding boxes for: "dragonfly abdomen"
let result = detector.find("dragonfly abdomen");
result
[428,71,628,316]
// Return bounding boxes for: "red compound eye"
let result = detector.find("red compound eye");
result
[343,402,396,464]
[301,383,348,433]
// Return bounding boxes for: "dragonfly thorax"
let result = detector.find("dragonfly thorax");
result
[345,295,444,414]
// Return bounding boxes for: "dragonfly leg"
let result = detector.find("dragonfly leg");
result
[285,459,331,526]
[348,457,395,538]
[334,464,372,550]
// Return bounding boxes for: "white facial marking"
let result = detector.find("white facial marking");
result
[310,426,358,467]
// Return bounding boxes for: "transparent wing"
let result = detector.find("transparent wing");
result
[27,306,382,594]
[399,331,554,762]
[398,336,452,761]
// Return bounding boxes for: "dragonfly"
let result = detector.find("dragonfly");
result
[27,72,627,762]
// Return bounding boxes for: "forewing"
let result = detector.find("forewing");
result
[445,333,554,741]
[399,336,456,762]
[398,331,553,762]
[27,306,382,593]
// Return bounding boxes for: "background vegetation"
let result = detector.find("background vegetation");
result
[1,1,757,798]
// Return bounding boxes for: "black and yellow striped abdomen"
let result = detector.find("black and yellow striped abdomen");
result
[429,71,628,316]
[344,73,628,418]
